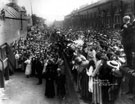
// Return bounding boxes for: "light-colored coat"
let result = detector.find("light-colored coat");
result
[25,59,31,75]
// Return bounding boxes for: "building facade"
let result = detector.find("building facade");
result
[0,3,28,45]
[64,0,135,29]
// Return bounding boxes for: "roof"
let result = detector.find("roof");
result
[6,3,26,12]
[4,5,20,18]
[75,0,113,13]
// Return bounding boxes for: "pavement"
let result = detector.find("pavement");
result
[2,72,135,104]
[0,72,88,104]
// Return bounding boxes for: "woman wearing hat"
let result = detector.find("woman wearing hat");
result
[44,59,57,98]
[24,55,32,78]
[107,60,123,103]
[92,52,103,104]
[56,61,66,99]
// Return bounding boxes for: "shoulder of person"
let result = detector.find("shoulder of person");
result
[127,23,133,27]
[132,20,135,27]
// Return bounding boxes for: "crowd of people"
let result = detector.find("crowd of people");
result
[11,25,66,99]
[62,28,126,104]
[9,15,135,104]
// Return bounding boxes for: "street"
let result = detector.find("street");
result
[0,72,88,104]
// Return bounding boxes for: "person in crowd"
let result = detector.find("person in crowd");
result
[97,56,112,104]
[86,59,95,102]
[11,21,135,104]
[44,59,56,98]
[15,50,20,71]
[93,52,103,103]
[24,55,32,78]
[121,15,133,67]
[121,15,135,96]
[31,57,36,77]
[71,61,78,91]
[35,56,43,85]
[56,67,66,99]
[107,60,122,104]
[42,59,48,74]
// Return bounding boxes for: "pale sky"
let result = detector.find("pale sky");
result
[1,0,99,23]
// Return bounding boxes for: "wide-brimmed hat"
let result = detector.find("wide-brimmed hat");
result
[107,60,122,77]
[123,15,130,21]
[107,60,120,70]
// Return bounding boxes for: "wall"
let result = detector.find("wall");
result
[0,19,27,45]
[64,0,135,29]
[0,5,28,45]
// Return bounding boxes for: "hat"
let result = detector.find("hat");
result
[107,60,120,70]
[123,15,130,20]
[75,57,82,64]
[57,68,61,71]
[57,31,60,34]
[120,53,126,57]
[123,16,130,23]
[119,48,124,52]
[107,60,122,77]
[118,57,126,64]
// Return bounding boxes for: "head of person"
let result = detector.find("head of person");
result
[123,15,130,24]
[96,52,102,61]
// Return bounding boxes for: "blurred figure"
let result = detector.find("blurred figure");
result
[56,68,66,99]
[44,59,56,98]
[15,51,20,71]
[24,55,32,78]
[35,57,43,85]
[31,57,36,77]
[121,16,133,67]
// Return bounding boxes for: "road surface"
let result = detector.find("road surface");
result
[0,72,88,104]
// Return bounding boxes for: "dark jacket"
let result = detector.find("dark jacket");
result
[121,23,133,46]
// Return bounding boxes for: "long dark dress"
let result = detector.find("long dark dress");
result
[80,68,89,99]
[56,73,66,98]
[31,58,36,76]
[98,61,112,103]
[45,63,57,98]
[35,59,43,84]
